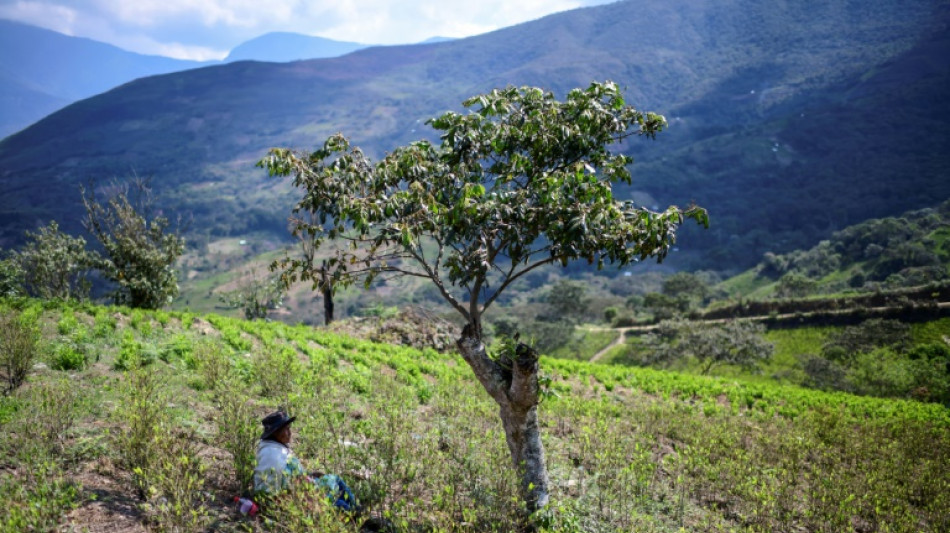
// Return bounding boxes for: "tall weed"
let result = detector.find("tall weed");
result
[214,381,259,493]
[111,366,168,499]
[0,309,41,394]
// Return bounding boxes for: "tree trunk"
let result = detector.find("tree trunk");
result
[322,285,334,325]
[456,326,550,512]
[499,400,550,511]
[320,265,334,325]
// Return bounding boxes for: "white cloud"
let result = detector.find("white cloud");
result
[98,0,292,28]
[0,1,79,34]
[0,0,615,58]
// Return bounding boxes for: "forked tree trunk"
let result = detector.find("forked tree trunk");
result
[456,326,550,512]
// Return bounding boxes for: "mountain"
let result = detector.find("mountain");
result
[0,69,70,138]
[0,19,208,138]
[0,0,947,273]
[418,37,456,44]
[224,32,369,62]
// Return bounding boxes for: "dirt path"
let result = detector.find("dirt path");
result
[587,327,634,363]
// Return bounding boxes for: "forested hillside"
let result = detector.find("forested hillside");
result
[0,0,946,272]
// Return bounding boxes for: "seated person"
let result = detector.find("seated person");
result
[253,410,358,511]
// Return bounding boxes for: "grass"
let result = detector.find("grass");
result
[1,298,948,532]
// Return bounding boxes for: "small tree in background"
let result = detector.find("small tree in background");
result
[81,178,185,309]
[13,221,97,301]
[644,319,773,375]
[0,253,25,298]
[542,279,589,323]
[218,268,285,320]
[662,271,709,309]
[272,212,335,325]
[260,82,707,511]
[775,272,817,299]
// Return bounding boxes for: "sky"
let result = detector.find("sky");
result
[0,0,617,60]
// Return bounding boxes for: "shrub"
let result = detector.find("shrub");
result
[147,428,210,532]
[13,220,96,301]
[160,334,192,364]
[15,379,83,457]
[214,383,259,492]
[57,310,79,336]
[194,340,231,392]
[1,310,41,394]
[92,310,117,339]
[50,342,87,371]
[113,331,155,370]
[847,348,915,398]
[254,344,301,399]
[0,461,81,531]
[111,366,168,500]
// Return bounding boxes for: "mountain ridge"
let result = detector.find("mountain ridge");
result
[0,0,947,272]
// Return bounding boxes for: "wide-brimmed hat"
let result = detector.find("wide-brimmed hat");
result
[260,410,296,440]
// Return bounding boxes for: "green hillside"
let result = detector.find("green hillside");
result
[718,198,950,299]
[0,0,947,273]
[1,299,947,532]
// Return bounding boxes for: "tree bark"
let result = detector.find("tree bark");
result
[322,285,334,325]
[456,326,550,512]
[320,265,334,325]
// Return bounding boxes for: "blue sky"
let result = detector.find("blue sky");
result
[0,0,617,60]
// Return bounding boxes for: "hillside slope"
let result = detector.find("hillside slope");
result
[0,0,947,271]
[1,300,947,531]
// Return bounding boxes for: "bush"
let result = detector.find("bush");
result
[254,344,301,399]
[56,310,79,336]
[801,354,849,392]
[194,340,231,392]
[159,334,192,364]
[0,461,81,531]
[147,428,211,532]
[50,343,87,371]
[15,379,83,457]
[847,348,915,398]
[113,331,155,370]
[111,366,168,500]
[92,310,117,339]
[1,310,41,394]
[214,383,259,492]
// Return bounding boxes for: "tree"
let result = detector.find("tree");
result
[775,272,817,299]
[542,279,589,323]
[662,272,709,309]
[643,319,773,375]
[13,221,97,301]
[0,254,23,298]
[272,212,335,325]
[643,291,682,320]
[81,179,185,309]
[218,268,286,320]
[259,82,707,511]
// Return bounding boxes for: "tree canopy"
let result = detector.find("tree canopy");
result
[260,81,707,511]
[261,82,707,331]
[81,179,185,309]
